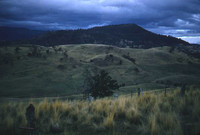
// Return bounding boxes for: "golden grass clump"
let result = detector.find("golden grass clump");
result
[104,112,115,128]
[148,112,183,135]
[3,115,14,130]
[126,107,140,124]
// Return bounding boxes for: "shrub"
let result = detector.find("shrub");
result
[64,51,68,58]
[14,47,21,53]
[57,64,66,70]
[122,54,136,64]
[2,53,14,65]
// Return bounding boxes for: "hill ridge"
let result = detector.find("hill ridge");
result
[28,24,189,48]
[0,24,190,48]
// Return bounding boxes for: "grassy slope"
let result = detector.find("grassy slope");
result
[0,44,200,97]
[0,89,200,135]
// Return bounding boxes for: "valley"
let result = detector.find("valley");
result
[0,44,200,97]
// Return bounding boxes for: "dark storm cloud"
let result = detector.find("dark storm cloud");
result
[0,0,200,43]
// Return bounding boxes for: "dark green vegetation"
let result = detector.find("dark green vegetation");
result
[1,24,189,48]
[89,70,119,98]
[28,24,189,48]
[30,24,189,48]
[0,44,200,97]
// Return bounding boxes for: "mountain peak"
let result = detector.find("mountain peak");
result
[0,24,189,48]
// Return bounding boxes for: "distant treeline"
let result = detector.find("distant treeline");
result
[0,24,189,48]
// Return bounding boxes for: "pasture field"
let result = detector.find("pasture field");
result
[0,44,200,97]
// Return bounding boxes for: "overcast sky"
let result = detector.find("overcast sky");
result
[0,0,200,43]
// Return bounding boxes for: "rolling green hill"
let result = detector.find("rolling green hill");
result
[0,44,200,97]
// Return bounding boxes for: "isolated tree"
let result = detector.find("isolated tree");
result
[58,47,62,51]
[15,47,20,53]
[46,49,50,54]
[89,70,119,98]
[30,46,41,57]
[2,53,14,65]
[119,60,122,65]
[169,46,175,53]
[64,51,68,58]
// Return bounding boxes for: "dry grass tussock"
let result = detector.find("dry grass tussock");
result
[0,89,200,135]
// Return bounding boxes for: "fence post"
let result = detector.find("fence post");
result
[131,90,133,98]
[138,88,140,96]
[141,88,143,96]
[180,84,186,97]
[25,104,36,135]
[89,96,94,103]
[114,94,119,100]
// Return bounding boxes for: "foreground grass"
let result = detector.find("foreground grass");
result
[0,89,200,135]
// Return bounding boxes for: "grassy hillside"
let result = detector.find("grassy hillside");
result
[0,89,200,135]
[0,44,200,97]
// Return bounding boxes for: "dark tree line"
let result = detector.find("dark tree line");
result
[15,24,189,48]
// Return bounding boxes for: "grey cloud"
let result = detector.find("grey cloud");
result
[0,0,200,43]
